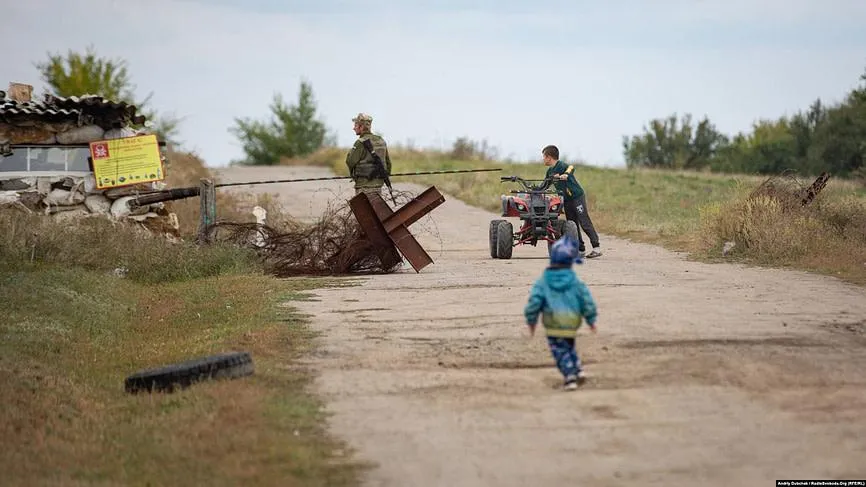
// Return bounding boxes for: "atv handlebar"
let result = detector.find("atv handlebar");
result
[500,175,559,193]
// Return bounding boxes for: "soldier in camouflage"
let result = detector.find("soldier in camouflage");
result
[345,112,392,195]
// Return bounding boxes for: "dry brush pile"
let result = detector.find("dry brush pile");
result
[206,189,431,277]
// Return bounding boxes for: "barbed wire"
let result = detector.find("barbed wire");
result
[206,188,445,277]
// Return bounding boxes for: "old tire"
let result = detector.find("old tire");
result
[496,220,513,259]
[125,351,254,394]
[489,219,505,259]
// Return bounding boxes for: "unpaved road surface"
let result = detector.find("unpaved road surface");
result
[215,165,866,487]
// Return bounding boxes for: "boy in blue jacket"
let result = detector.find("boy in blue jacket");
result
[524,235,598,390]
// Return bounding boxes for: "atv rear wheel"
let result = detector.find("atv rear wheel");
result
[548,219,580,255]
[563,220,580,243]
[489,219,505,258]
[548,219,566,254]
[495,220,513,259]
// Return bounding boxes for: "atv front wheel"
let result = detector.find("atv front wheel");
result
[495,220,514,259]
[489,219,505,259]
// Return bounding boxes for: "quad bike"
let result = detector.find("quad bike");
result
[489,175,579,259]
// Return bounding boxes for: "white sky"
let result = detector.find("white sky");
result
[3,0,866,167]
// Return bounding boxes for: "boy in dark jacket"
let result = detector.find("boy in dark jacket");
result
[524,235,598,390]
[542,145,602,258]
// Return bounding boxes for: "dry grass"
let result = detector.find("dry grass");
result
[699,176,866,284]
[280,147,348,168]
[0,265,367,486]
[0,207,259,283]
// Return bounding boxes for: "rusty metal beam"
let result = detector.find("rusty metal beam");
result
[346,187,446,273]
[382,186,445,233]
[387,224,434,273]
[348,192,402,270]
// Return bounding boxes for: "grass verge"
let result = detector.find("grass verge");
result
[1,149,368,485]
[0,263,367,486]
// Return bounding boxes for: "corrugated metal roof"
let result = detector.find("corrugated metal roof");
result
[0,91,147,127]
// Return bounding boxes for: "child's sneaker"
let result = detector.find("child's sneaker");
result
[586,248,602,258]
[563,380,578,391]
[576,370,587,385]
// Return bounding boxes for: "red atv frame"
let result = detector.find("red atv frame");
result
[489,175,579,259]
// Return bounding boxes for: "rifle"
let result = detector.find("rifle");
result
[360,138,397,204]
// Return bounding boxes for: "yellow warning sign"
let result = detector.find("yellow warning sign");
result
[89,134,164,189]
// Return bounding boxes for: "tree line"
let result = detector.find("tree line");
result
[622,67,866,178]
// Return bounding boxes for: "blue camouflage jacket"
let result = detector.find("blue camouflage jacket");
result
[524,267,598,338]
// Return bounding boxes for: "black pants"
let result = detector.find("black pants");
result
[563,194,600,251]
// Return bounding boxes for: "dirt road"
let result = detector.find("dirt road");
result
[215,165,866,487]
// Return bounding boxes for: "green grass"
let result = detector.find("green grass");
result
[0,208,261,284]
[0,263,367,486]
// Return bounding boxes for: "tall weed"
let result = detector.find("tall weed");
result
[0,209,259,283]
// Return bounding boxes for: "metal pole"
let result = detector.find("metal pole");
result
[197,178,216,244]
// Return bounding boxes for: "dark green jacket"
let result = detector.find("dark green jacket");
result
[345,132,391,180]
[545,160,584,200]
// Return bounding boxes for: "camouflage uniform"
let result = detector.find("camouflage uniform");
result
[346,113,392,195]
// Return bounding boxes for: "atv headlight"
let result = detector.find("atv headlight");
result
[550,203,560,212]
[516,203,526,211]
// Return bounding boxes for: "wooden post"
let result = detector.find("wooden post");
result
[197,178,216,244]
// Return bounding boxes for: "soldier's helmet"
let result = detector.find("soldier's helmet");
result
[352,112,373,124]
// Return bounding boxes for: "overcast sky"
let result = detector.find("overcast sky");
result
[4,0,866,167]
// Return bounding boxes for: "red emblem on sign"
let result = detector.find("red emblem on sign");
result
[92,142,110,159]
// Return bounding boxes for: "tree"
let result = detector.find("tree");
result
[622,113,727,170]
[808,98,866,177]
[34,45,183,147]
[852,67,866,104]
[229,81,335,165]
